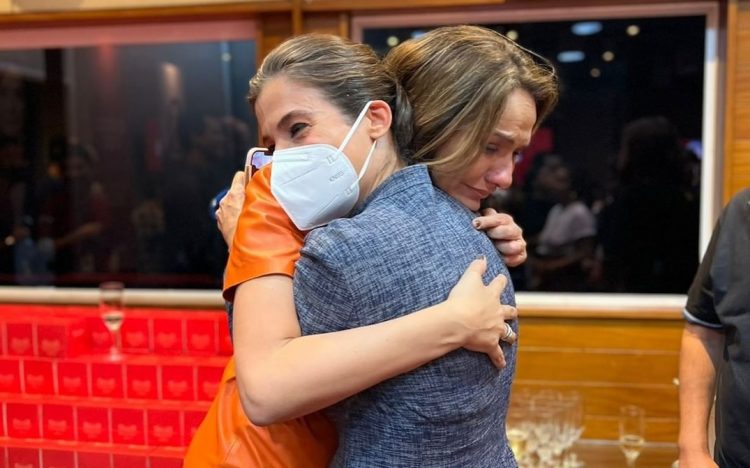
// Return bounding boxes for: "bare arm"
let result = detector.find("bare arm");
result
[233,258,515,426]
[678,322,724,467]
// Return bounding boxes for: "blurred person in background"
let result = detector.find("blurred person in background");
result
[29,139,113,280]
[598,116,699,292]
[529,158,597,291]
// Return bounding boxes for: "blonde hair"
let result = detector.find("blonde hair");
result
[384,25,558,175]
[249,34,413,159]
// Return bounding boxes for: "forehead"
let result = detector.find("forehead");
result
[255,76,328,124]
[493,88,537,144]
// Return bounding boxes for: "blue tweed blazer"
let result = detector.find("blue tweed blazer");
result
[295,164,517,468]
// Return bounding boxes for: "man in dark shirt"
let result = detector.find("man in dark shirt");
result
[679,188,750,468]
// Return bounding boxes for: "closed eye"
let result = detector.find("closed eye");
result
[290,122,308,138]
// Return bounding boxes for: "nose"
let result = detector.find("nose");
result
[485,159,514,190]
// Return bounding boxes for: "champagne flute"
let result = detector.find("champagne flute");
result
[618,405,645,467]
[506,403,530,463]
[99,281,125,360]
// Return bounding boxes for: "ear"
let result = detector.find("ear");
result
[366,100,393,141]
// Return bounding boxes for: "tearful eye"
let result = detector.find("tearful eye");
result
[513,152,524,164]
[290,123,308,137]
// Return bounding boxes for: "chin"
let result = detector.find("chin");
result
[460,197,480,211]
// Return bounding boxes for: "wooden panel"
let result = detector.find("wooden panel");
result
[302,0,504,11]
[0,2,288,26]
[256,12,292,66]
[11,0,254,12]
[583,415,678,442]
[511,313,683,442]
[574,440,678,468]
[513,382,679,418]
[303,11,347,36]
[517,318,682,351]
[724,0,750,200]
[515,349,678,385]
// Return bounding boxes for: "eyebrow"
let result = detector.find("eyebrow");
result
[493,129,531,148]
[261,109,315,147]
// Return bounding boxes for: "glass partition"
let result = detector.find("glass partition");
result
[0,22,256,289]
[357,8,713,294]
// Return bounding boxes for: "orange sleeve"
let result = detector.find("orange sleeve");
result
[222,164,304,302]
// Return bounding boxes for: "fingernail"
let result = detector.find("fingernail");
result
[472,219,481,228]
[476,254,486,261]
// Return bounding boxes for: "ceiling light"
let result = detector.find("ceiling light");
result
[627,25,640,36]
[386,36,399,47]
[557,50,585,63]
[572,21,603,36]
[590,68,601,78]
[506,30,519,41]
[602,51,615,62]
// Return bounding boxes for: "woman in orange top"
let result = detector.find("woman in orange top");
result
[185,34,527,467]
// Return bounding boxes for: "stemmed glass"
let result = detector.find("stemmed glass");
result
[99,281,125,360]
[559,391,585,464]
[506,399,531,464]
[618,405,645,467]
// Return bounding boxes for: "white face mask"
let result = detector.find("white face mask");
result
[270,101,377,231]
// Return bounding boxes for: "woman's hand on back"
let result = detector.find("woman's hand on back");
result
[473,208,527,267]
[446,257,517,369]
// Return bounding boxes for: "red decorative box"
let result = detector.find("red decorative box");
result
[76,405,110,443]
[56,361,89,397]
[6,402,41,439]
[161,362,195,401]
[7,321,35,356]
[149,447,185,468]
[217,315,233,355]
[196,359,226,401]
[121,315,151,354]
[0,318,5,354]
[112,453,148,468]
[0,358,22,393]
[152,317,184,355]
[23,359,55,395]
[42,404,75,441]
[126,362,159,400]
[112,407,146,446]
[42,449,76,468]
[36,317,88,358]
[182,408,207,446]
[7,447,41,468]
[185,315,217,355]
[147,408,182,447]
[77,450,112,468]
[91,361,124,399]
[87,316,114,352]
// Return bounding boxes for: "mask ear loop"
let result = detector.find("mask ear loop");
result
[356,140,377,183]
[338,100,377,194]
[337,100,374,154]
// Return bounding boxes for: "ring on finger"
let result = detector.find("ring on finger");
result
[503,323,515,340]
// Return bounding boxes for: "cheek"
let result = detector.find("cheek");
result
[460,161,492,185]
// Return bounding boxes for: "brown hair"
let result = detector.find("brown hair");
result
[249,33,413,159]
[384,25,559,174]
